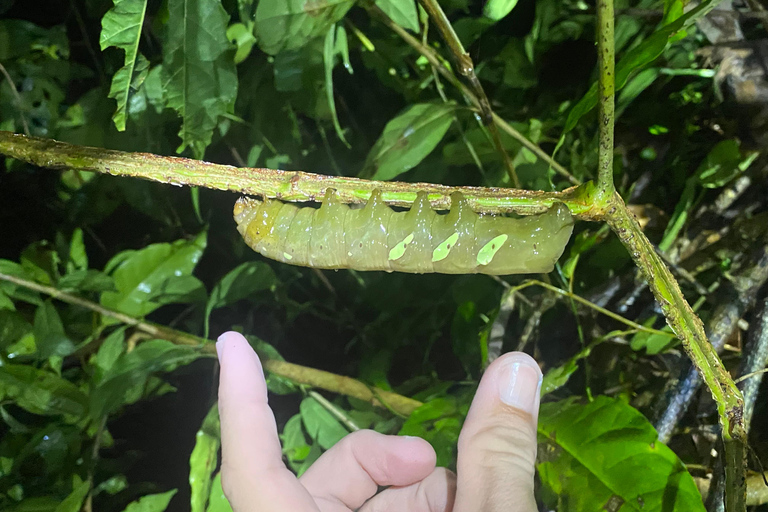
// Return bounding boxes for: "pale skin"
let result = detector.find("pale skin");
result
[217,331,543,512]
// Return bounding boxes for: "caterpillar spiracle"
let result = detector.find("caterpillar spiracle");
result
[233,189,574,275]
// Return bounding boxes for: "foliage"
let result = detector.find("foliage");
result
[1,0,766,510]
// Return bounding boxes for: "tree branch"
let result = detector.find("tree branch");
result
[0,131,596,217]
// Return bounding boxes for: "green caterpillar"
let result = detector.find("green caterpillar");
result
[233,189,573,275]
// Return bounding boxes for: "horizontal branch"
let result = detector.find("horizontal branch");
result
[0,133,597,218]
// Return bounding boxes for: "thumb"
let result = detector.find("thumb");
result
[453,352,542,512]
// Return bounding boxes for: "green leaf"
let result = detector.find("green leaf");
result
[100,232,207,321]
[630,317,676,355]
[0,310,32,351]
[190,404,220,512]
[255,0,355,55]
[54,480,90,512]
[120,490,178,512]
[162,0,238,158]
[695,139,757,189]
[364,103,458,181]
[538,396,705,511]
[34,301,76,360]
[376,0,419,32]
[483,0,519,22]
[206,473,233,512]
[323,25,350,147]
[68,228,88,271]
[0,364,88,418]
[204,262,276,336]
[300,396,348,450]
[562,0,724,134]
[281,413,311,469]
[91,339,201,418]
[58,269,115,292]
[93,328,127,377]
[100,0,149,131]
[0,259,42,306]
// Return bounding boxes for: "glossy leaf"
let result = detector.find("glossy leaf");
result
[364,103,458,180]
[58,269,116,292]
[93,328,127,377]
[99,0,149,131]
[54,480,90,512]
[0,364,88,418]
[163,0,238,157]
[206,473,233,512]
[255,0,354,55]
[376,0,419,32]
[300,396,348,450]
[538,397,705,511]
[34,301,76,360]
[190,404,220,512]
[483,0,519,22]
[121,489,178,512]
[100,232,207,321]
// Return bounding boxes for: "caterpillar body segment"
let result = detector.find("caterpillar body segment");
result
[233,189,574,275]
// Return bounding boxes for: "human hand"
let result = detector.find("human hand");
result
[216,331,542,511]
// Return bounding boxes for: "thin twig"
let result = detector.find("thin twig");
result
[0,271,423,416]
[366,5,578,186]
[595,0,616,204]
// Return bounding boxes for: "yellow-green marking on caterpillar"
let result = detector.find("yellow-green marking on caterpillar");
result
[432,232,460,263]
[388,233,415,261]
[477,234,508,266]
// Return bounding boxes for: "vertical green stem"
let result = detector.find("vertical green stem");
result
[596,0,616,205]
[605,194,746,511]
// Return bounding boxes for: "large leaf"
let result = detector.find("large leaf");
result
[100,232,207,321]
[91,339,202,418]
[483,0,519,22]
[0,364,88,418]
[364,102,457,181]
[120,490,178,512]
[162,0,238,157]
[190,404,220,512]
[376,0,419,32]
[537,396,705,511]
[562,0,724,134]
[99,0,149,131]
[34,301,76,360]
[255,0,355,55]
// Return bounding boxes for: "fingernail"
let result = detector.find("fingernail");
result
[498,356,542,413]
[216,332,231,360]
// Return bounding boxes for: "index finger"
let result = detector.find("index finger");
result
[217,331,317,512]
